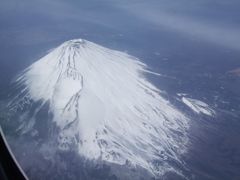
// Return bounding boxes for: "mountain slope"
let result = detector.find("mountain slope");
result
[9,39,189,176]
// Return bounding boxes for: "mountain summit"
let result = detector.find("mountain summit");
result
[10,39,189,175]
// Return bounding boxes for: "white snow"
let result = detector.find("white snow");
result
[11,39,189,175]
[182,97,215,116]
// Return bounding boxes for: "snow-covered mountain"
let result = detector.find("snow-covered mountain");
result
[9,39,189,176]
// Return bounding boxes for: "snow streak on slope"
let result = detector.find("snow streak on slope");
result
[10,39,189,175]
[182,97,215,116]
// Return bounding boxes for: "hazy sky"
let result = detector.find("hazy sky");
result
[1,0,240,49]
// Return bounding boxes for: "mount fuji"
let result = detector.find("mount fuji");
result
[8,39,189,176]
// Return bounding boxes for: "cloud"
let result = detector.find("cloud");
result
[117,2,240,51]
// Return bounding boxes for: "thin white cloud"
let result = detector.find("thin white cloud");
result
[119,4,240,51]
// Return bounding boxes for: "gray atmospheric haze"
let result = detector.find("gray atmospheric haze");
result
[0,0,240,180]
